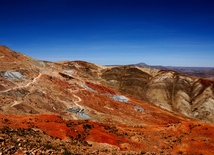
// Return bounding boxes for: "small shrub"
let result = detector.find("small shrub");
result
[43,141,55,150]
[62,148,74,155]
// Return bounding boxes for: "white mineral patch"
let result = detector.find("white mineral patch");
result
[3,71,24,80]
[110,95,129,102]
[64,70,74,74]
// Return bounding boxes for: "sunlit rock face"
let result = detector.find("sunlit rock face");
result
[101,67,214,123]
[146,72,214,123]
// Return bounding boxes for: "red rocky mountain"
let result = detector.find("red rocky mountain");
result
[0,46,214,154]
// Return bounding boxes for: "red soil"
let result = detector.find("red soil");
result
[0,114,214,154]
[199,78,214,87]
[85,81,117,95]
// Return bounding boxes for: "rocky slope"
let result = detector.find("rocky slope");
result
[101,66,214,123]
[0,46,214,154]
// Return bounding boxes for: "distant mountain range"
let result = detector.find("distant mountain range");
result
[131,62,214,79]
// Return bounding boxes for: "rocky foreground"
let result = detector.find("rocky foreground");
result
[0,114,214,154]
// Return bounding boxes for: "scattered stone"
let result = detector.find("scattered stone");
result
[134,106,144,112]
[0,137,4,142]
[67,107,81,113]
[77,112,91,119]
[110,95,129,102]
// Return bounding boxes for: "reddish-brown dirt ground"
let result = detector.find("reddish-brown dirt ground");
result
[0,114,214,154]
[85,81,117,95]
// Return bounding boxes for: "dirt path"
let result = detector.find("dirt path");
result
[11,101,21,107]
[73,94,82,103]
[68,84,88,104]
[0,73,42,93]
[25,73,42,87]
[67,84,89,110]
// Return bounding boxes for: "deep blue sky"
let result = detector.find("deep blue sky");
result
[0,0,214,66]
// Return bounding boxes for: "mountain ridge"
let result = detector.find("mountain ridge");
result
[0,46,214,154]
[131,62,214,79]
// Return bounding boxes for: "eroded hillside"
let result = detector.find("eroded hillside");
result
[101,66,214,123]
